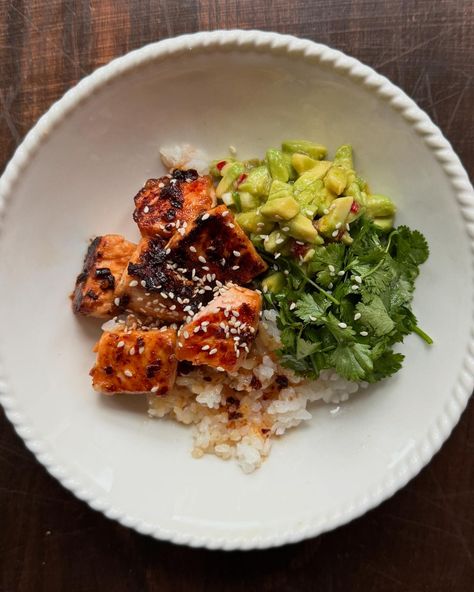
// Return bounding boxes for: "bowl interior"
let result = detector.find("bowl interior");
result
[0,44,471,545]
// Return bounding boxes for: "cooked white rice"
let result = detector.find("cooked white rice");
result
[148,310,367,473]
[160,144,209,175]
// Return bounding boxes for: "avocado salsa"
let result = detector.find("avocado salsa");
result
[210,140,431,384]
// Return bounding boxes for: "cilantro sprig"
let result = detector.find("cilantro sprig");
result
[258,217,431,383]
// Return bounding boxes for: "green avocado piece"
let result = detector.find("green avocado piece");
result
[237,165,272,197]
[324,166,348,195]
[284,214,323,244]
[239,192,261,211]
[316,196,353,238]
[216,162,245,197]
[365,194,396,218]
[266,149,290,182]
[209,158,235,177]
[262,271,286,294]
[282,140,327,160]
[236,211,274,234]
[267,180,293,201]
[264,229,288,253]
[260,196,300,221]
[281,151,298,181]
[293,173,323,205]
[333,144,353,170]
[373,216,394,232]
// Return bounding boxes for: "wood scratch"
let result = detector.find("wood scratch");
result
[0,88,21,145]
[446,76,472,132]
[375,26,456,69]
[159,0,174,38]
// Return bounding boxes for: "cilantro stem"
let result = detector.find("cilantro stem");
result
[302,275,341,306]
[413,325,433,345]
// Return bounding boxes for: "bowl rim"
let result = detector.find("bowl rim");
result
[0,29,473,550]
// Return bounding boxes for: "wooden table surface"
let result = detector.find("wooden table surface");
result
[0,1,473,590]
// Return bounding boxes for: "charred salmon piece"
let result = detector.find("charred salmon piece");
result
[166,205,267,285]
[176,285,262,372]
[115,236,193,323]
[90,327,177,394]
[72,234,136,318]
[133,169,216,238]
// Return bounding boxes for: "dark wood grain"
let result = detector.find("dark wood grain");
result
[0,1,473,591]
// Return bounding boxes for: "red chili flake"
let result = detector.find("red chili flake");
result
[291,241,310,260]
[237,173,248,186]
[350,201,360,213]
[216,160,227,172]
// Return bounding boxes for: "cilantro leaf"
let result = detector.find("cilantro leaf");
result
[366,351,405,383]
[393,226,429,266]
[356,295,395,337]
[295,293,331,323]
[330,342,373,381]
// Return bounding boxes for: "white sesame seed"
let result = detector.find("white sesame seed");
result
[232,311,239,317]
[233,250,241,257]
[117,341,125,348]
[198,255,206,264]
[335,222,342,229]
[290,302,296,310]
[296,241,304,245]
[139,347,145,354]
[232,265,240,270]
[170,304,176,310]
[178,342,183,347]
[140,280,146,288]
[202,266,210,271]
[282,226,290,232]
[274,253,281,259]
[354,312,362,321]
[160,291,168,299]
[328,282,334,289]
[202,213,210,221]
[221,211,229,217]
[129,280,138,287]
[221,258,226,266]
[338,270,345,276]
[276,237,285,245]
[129,347,136,355]
[328,265,335,273]
[165,248,171,255]
[158,182,165,188]
[124,369,133,377]
[209,348,218,355]
[201,345,210,351]
[323,208,330,215]
[189,245,197,253]
[183,331,189,339]
[309,315,317,321]
[151,386,159,392]
[338,322,347,329]
[227,223,235,228]
[351,285,359,291]
[217,366,225,371]
[332,230,339,238]
[114,297,120,306]
[355,275,362,284]
[260,234,269,240]
[360,331,369,337]
[143,206,149,213]
[346,223,350,231]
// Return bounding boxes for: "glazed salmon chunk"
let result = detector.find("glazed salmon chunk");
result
[176,285,262,372]
[72,234,136,318]
[90,327,177,394]
[115,236,196,323]
[133,170,216,238]
[166,205,267,285]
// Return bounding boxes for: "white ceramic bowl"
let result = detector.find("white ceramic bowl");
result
[0,30,473,550]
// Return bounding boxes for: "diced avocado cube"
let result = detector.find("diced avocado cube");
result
[293,173,324,205]
[262,272,286,294]
[260,196,300,221]
[282,140,327,160]
[236,211,274,234]
[316,196,353,238]
[264,230,288,253]
[344,181,367,207]
[281,151,298,181]
[216,162,245,197]
[284,213,322,243]
[333,144,353,170]
[292,154,333,178]
[346,199,365,224]
[267,180,293,201]
[324,166,348,195]
[238,165,272,197]
[239,192,261,211]
[266,149,290,182]
[373,216,394,232]
[365,194,396,218]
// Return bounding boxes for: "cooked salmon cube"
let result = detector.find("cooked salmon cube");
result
[133,170,215,238]
[90,327,177,394]
[72,234,136,318]
[166,205,267,285]
[115,236,198,322]
[176,285,261,371]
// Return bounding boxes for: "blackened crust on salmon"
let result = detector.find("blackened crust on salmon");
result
[172,169,199,182]
[72,236,102,312]
[95,267,115,290]
[127,237,195,300]
[160,181,183,209]
[169,206,267,285]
